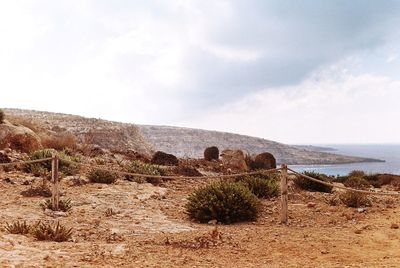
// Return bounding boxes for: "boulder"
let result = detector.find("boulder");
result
[250,152,277,170]
[204,146,219,161]
[220,149,248,171]
[0,121,41,153]
[151,151,179,166]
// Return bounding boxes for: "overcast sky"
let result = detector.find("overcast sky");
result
[1,0,400,144]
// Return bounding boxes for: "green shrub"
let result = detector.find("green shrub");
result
[294,171,333,193]
[5,220,31,235]
[185,182,260,224]
[340,191,372,208]
[343,176,371,189]
[348,170,366,177]
[125,160,165,185]
[33,221,72,242]
[25,149,80,176]
[40,198,73,212]
[88,169,118,184]
[0,109,4,124]
[237,175,279,198]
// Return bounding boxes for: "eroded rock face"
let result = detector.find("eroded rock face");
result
[204,146,219,161]
[151,151,179,166]
[220,149,248,171]
[0,121,41,153]
[250,152,277,170]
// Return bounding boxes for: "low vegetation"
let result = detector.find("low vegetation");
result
[88,169,118,184]
[21,184,52,197]
[26,149,80,176]
[343,176,371,189]
[41,133,78,151]
[125,160,166,185]
[40,198,73,212]
[237,174,279,198]
[185,181,260,224]
[340,191,372,208]
[33,221,73,242]
[5,220,31,235]
[294,171,333,193]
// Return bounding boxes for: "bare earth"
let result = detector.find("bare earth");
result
[0,171,399,267]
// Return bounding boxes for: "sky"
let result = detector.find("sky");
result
[1,0,400,144]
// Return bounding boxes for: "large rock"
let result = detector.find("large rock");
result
[220,149,248,171]
[151,151,179,166]
[250,152,277,170]
[0,121,41,153]
[204,146,219,161]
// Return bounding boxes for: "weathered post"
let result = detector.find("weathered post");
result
[51,154,60,211]
[280,164,288,224]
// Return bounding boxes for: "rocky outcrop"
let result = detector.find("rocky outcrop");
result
[0,121,41,153]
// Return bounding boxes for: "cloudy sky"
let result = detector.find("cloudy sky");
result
[1,0,400,144]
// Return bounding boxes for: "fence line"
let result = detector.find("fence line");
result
[60,158,282,180]
[0,157,53,167]
[288,168,400,196]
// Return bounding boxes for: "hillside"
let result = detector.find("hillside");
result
[138,125,382,165]
[3,108,153,155]
[2,109,382,165]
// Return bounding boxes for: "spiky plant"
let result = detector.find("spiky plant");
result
[33,221,73,242]
[5,220,31,235]
[40,198,73,212]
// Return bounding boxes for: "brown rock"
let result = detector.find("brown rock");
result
[307,202,317,208]
[220,149,248,171]
[204,146,219,161]
[390,223,399,229]
[151,151,179,166]
[250,152,277,170]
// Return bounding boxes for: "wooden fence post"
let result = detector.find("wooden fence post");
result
[51,154,60,211]
[280,164,288,224]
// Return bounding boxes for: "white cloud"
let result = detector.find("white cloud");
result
[182,69,400,144]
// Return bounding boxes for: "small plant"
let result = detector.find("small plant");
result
[237,175,279,198]
[348,170,366,177]
[340,191,372,208]
[125,160,165,185]
[40,198,73,212]
[185,182,260,224]
[32,221,73,242]
[25,149,80,176]
[343,176,371,189]
[0,109,4,123]
[294,171,333,193]
[88,169,118,184]
[5,220,31,235]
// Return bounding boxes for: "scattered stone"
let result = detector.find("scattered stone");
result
[307,202,316,208]
[354,229,362,234]
[357,208,367,213]
[44,209,69,217]
[390,223,399,229]
[208,220,218,225]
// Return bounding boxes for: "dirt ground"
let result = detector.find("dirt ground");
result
[0,171,399,268]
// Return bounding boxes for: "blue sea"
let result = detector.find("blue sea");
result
[290,144,400,176]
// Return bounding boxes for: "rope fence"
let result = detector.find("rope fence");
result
[1,156,400,224]
[287,168,400,196]
[60,158,282,181]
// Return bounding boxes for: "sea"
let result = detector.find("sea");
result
[290,144,400,176]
